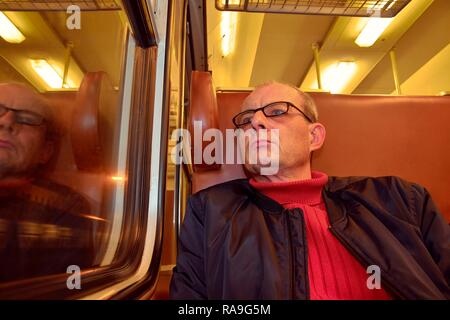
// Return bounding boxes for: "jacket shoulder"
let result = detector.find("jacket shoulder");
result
[192,179,251,201]
[327,175,419,192]
[327,175,427,224]
[187,179,254,222]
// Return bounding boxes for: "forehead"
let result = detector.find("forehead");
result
[241,83,304,111]
[0,83,49,117]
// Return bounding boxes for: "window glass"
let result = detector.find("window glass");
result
[0,5,129,284]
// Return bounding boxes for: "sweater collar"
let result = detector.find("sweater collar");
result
[0,177,34,197]
[249,171,329,206]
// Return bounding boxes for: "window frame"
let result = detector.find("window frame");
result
[0,0,162,299]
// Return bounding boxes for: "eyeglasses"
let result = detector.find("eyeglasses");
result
[232,101,313,128]
[0,104,46,126]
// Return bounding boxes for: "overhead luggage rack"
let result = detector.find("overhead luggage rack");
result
[215,0,412,18]
[0,0,121,11]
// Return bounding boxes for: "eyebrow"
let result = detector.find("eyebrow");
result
[0,103,47,118]
[0,103,23,111]
[242,100,296,110]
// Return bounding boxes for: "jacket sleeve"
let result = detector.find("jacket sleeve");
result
[411,183,450,286]
[169,194,207,299]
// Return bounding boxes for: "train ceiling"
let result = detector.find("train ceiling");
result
[215,0,412,18]
[205,0,449,95]
[0,0,121,11]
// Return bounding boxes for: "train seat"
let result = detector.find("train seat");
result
[189,71,450,221]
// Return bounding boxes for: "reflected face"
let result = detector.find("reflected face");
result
[238,83,314,176]
[0,84,53,179]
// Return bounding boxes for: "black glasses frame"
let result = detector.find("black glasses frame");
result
[0,104,46,126]
[232,101,313,128]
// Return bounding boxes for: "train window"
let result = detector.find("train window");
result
[0,4,136,295]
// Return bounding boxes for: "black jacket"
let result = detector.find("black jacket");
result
[0,178,95,282]
[170,176,450,300]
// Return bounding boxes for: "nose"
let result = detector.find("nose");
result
[0,110,17,133]
[250,110,268,130]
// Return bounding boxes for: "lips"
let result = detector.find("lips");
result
[250,139,271,149]
[0,139,14,149]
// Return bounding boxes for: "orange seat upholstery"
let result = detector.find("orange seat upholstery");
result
[189,71,450,221]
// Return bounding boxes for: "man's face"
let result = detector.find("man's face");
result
[0,84,53,179]
[237,83,319,177]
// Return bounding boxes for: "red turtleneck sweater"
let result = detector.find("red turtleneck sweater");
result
[250,171,391,300]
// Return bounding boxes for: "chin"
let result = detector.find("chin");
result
[244,163,261,176]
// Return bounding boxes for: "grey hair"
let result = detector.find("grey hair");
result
[253,81,319,122]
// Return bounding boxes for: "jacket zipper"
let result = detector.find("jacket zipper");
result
[285,209,295,299]
[328,225,406,300]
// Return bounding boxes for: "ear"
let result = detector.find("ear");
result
[38,140,55,165]
[309,122,326,152]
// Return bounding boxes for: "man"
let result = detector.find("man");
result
[170,82,450,300]
[0,83,95,282]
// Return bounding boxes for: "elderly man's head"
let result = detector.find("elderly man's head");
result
[235,82,326,181]
[0,83,56,180]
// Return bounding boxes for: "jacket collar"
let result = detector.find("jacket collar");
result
[324,176,368,192]
[249,171,328,206]
[240,179,284,214]
[239,176,352,225]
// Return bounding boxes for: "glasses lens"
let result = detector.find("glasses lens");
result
[263,102,289,117]
[15,110,44,126]
[235,110,255,127]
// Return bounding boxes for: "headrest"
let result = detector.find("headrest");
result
[189,71,221,172]
[71,72,114,172]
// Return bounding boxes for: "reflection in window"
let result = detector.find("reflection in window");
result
[0,8,128,284]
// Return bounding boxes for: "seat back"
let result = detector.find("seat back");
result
[189,71,450,221]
